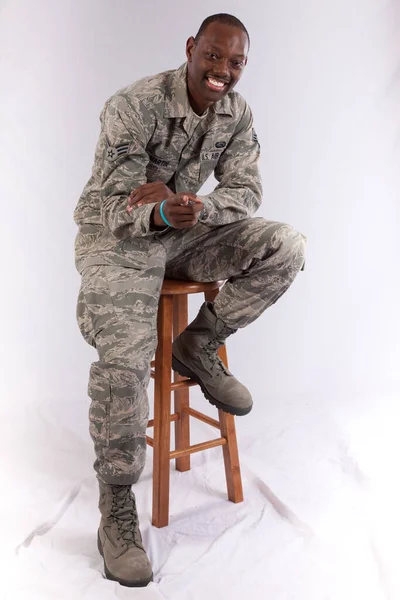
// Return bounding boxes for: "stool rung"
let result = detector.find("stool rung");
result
[183,406,221,430]
[171,379,197,391]
[147,413,179,429]
[150,369,198,391]
[170,437,226,460]
[146,435,154,447]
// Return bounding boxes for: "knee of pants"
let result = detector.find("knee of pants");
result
[282,225,307,269]
[256,218,307,268]
[88,362,150,452]
[94,316,158,367]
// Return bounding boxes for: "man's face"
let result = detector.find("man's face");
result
[186,22,249,114]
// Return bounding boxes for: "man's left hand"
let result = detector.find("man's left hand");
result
[127,181,174,213]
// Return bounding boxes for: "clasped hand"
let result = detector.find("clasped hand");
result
[126,181,203,229]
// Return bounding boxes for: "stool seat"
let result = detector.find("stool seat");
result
[161,279,224,295]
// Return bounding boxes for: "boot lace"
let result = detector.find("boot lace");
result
[203,338,231,377]
[110,485,141,548]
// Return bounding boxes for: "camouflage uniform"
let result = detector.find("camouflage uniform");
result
[75,62,307,485]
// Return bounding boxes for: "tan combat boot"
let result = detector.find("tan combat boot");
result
[97,479,153,587]
[172,302,253,416]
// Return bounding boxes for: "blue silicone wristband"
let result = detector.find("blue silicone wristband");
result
[159,199,173,228]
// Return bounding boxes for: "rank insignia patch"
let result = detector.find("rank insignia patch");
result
[106,139,130,160]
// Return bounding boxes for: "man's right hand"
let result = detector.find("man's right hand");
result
[153,193,204,229]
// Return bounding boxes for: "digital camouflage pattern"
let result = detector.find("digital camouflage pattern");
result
[77,218,306,484]
[73,62,262,273]
[75,61,307,485]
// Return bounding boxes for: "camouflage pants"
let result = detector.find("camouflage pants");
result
[77,217,307,484]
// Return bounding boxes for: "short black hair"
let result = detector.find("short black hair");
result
[194,13,250,48]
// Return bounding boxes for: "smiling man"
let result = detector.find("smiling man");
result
[187,20,248,109]
[74,13,306,588]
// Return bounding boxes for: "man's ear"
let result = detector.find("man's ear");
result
[186,36,196,62]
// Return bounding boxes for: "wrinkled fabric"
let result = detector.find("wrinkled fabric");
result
[73,62,263,273]
[77,218,306,484]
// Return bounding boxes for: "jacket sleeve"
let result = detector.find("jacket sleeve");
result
[198,102,263,226]
[99,95,157,238]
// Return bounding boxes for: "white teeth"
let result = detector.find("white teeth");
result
[208,77,225,88]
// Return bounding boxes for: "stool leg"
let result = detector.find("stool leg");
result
[216,345,244,504]
[173,295,191,472]
[204,290,244,504]
[152,294,173,528]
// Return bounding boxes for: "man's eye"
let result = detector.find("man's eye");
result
[208,53,218,60]
[233,61,244,68]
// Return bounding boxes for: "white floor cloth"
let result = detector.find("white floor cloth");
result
[3,386,400,599]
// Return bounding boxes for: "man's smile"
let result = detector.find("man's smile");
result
[204,76,229,92]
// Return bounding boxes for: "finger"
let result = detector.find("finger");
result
[129,189,148,205]
[172,218,197,225]
[137,196,166,208]
[174,203,203,214]
[136,186,173,207]
[127,192,152,212]
[127,193,144,211]
[171,215,199,227]
[129,183,160,204]
[127,196,160,212]
[130,189,162,207]
[168,202,203,215]
[168,207,199,218]
[179,194,196,205]
[128,192,140,206]
[168,193,198,206]
[179,195,202,205]
[132,182,159,196]
[182,197,202,205]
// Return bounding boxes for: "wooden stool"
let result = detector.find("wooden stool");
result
[146,279,244,528]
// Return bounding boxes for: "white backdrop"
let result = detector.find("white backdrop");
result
[1,1,400,598]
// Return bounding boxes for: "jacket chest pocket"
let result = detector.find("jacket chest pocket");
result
[146,152,179,183]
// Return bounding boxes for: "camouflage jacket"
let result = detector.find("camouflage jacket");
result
[74,62,262,273]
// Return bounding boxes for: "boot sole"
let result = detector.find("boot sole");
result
[172,354,252,417]
[97,531,153,588]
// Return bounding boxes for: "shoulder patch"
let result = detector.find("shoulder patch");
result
[105,138,130,160]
